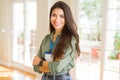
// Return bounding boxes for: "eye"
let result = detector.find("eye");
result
[51,13,56,17]
[60,15,64,18]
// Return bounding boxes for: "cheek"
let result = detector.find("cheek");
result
[62,20,65,25]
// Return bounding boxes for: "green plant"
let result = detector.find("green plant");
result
[110,32,120,59]
[114,32,120,50]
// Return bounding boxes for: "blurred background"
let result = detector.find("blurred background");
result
[0,0,120,80]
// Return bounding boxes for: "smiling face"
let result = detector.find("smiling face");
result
[50,8,65,33]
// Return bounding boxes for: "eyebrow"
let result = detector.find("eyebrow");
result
[51,12,64,16]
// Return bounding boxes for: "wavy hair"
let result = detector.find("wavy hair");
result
[49,1,80,61]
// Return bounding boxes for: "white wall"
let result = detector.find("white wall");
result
[0,0,12,66]
[36,0,49,51]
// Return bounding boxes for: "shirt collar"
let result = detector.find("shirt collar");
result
[50,31,61,40]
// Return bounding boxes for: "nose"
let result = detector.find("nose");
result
[55,16,60,21]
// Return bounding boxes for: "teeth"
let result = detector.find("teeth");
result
[54,23,60,26]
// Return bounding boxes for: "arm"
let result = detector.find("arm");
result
[33,35,51,73]
[33,36,76,74]
[32,56,50,72]
[39,61,50,72]
[33,44,75,73]
[33,52,74,73]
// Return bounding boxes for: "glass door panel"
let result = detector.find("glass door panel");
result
[12,0,37,67]
[24,1,37,67]
[13,3,24,64]
[77,0,102,80]
[103,0,120,80]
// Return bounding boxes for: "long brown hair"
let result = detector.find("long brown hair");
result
[49,1,80,61]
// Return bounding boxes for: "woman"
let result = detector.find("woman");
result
[33,1,80,80]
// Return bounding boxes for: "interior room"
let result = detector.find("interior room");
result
[0,0,120,80]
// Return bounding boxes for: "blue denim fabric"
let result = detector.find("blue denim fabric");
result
[41,73,72,80]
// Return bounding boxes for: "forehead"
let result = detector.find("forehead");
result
[51,8,64,15]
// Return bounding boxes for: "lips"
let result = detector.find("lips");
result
[54,22,61,27]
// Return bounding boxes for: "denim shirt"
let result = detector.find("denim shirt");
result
[33,32,77,75]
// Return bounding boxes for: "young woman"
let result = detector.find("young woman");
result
[33,1,80,80]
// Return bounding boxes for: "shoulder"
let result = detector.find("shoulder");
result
[41,34,51,44]
[43,33,51,40]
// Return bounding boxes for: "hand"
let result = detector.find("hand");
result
[32,56,41,66]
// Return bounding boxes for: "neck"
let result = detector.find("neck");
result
[55,30,62,36]
[52,30,61,42]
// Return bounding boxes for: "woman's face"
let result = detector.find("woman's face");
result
[50,8,65,32]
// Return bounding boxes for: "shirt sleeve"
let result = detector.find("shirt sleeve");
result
[33,34,51,73]
[33,38,45,73]
[33,49,43,73]
[48,37,77,74]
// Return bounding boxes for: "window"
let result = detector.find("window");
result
[77,0,102,80]
[103,0,120,80]
[12,0,37,67]
[77,0,120,80]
